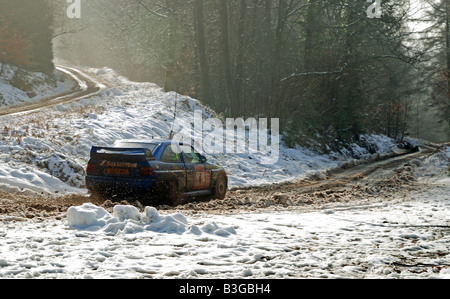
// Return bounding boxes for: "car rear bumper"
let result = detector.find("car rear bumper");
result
[86,175,157,196]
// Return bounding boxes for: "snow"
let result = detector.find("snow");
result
[66,203,236,237]
[0,66,408,196]
[67,203,238,237]
[0,65,449,279]
[0,64,76,107]
[0,176,448,279]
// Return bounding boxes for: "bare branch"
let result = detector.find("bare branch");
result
[281,64,348,82]
[52,26,87,40]
[135,0,168,18]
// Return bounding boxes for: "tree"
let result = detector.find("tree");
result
[0,0,54,74]
[219,0,235,112]
[234,0,247,115]
[0,15,32,76]
[420,0,450,141]
[194,0,213,104]
[50,0,425,146]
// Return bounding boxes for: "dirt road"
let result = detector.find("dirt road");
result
[0,66,444,220]
[167,145,438,213]
[0,66,105,118]
[0,144,440,220]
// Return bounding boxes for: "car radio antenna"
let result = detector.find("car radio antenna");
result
[169,92,178,139]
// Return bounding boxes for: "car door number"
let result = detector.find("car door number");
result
[194,166,211,190]
[194,166,204,187]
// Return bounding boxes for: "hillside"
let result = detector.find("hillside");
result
[0,64,75,107]
[0,65,414,196]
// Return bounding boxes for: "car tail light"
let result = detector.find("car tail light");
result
[86,163,96,174]
[139,167,154,176]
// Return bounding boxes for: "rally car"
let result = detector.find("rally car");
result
[85,139,228,205]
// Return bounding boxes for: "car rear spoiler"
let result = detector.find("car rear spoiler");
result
[90,147,155,161]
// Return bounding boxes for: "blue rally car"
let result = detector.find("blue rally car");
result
[85,139,228,205]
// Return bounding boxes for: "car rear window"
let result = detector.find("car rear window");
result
[114,142,158,153]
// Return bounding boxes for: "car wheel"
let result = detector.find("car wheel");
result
[212,175,227,200]
[166,180,183,206]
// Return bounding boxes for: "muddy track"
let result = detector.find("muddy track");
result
[0,66,103,118]
[0,144,439,221]
[0,66,444,219]
[268,146,434,194]
[163,145,438,214]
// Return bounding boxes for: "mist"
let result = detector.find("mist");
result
[48,1,450,144]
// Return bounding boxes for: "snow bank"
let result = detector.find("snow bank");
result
[67,203,111,228]
[0,163,81,195]
[414,146,449,182]
[67,203,237,237]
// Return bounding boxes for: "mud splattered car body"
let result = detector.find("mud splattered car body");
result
[85,139,227,204]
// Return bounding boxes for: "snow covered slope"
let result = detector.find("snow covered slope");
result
[0,66,407,195]
[0,64,75,107]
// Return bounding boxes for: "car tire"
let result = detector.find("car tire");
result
[155,179,183,206]
[166,180,183,206]
[212,175,227,200]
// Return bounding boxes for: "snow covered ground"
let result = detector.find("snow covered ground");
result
[0,154,448,279]
[0,64,76,107]
[0,66,449,279]
[0,66,408,196]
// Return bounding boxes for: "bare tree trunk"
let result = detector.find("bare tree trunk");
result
[235,0,246,117]
[219,0,235,113]
[304,0,315,72]
[164,0,180,92]
[269,0,288,119]
[194,0,213,104]
[446,0,450,131]
[0,56,4,77]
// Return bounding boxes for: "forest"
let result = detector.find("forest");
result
[0,0,53,74]
[2,0,450,147]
